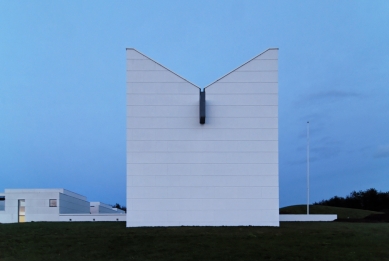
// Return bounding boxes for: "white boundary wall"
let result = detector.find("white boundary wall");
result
[280,215,337,222]
[126,48,279,227]
[59,214,126,222]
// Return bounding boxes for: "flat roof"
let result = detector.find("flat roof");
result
[3,189,87,201]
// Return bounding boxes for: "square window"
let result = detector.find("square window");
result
[49,199,57,207]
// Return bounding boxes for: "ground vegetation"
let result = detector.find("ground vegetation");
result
[1,221,389,260]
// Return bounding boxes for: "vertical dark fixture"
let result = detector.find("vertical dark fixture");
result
[199,89,206,124]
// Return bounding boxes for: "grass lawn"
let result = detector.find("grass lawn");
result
[1,221,389,260]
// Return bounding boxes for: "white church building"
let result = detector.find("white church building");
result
[126,48,279,226]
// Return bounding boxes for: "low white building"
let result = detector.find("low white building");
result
[90,202,125,214]
[0,189,125,223]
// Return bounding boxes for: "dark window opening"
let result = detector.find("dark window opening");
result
[49,199,57,207]
[0,196,5,211]
[199,89,206,124]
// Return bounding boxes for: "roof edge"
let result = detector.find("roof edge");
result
[126,48,201,89]
[204,48,278,89]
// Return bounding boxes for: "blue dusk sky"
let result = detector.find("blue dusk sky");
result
[1,1,388,207]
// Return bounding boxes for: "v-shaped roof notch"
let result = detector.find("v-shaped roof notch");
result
[204,48,278,89]
[126,48,201,90]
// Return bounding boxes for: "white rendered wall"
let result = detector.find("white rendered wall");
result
[0,189,61,223]
[126,48,279,226]
[59,214,126,222]
[59,192,90,214]
[112,208,125,213]
[90,202,122,214]
[0,189,124,223]
[280,215,337,222]
[90,202,100,214]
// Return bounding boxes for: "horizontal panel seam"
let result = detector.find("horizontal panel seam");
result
[127,150,278,151]
[213,81,278,83]
[127,198,278,199]
[126,163,278,164]
[126,92,278,94]
[127,185,277,188]
[126,139,278,142]
[127,81,278,83]
[128,175,277,177]
[127,127,278,129]
[226,70,278,72]
[127,70,278,72]
[127,93,278,94]
[127,105,279,106]
[126,117,278,118]
[127,127,278,128]
[126,58,278,61]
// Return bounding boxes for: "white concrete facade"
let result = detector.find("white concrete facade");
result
[0,189,125,223]
[280,215,337,222]
[126,48,279,226]
[59,214,126,222]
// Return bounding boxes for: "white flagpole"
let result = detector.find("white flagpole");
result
[307,121,310,215]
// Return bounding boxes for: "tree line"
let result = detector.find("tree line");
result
[112,203,127,213]
[314,188,389,213]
